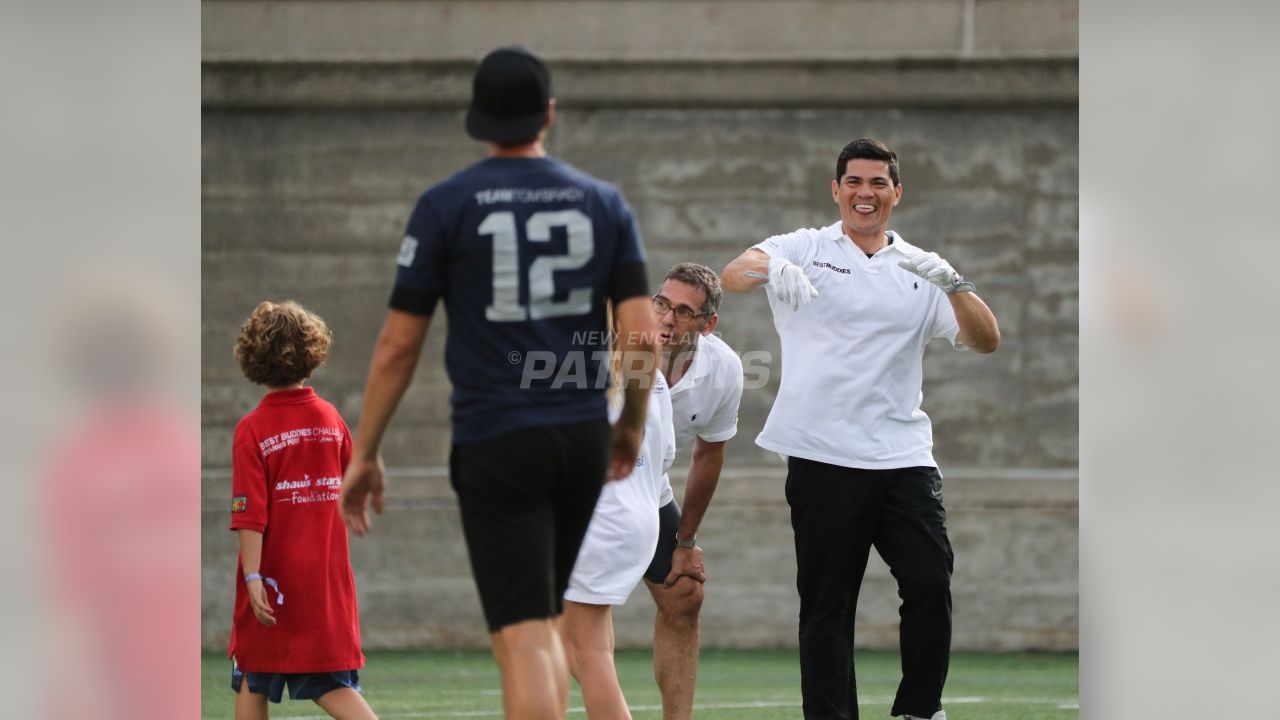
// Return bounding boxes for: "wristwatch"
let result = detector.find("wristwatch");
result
[676,534,697,549]
[945,274,977,294]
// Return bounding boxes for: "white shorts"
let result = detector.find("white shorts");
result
[564,476,660,606]
[570,372,673,605]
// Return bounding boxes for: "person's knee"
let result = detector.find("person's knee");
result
[572,644,618,677]
[654,578,704,624]
[562,626,611,659]
[798,604,851,626]
[896,568,951,600]
[495,617,558,658]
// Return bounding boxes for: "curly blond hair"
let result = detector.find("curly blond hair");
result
[234,300,332,387]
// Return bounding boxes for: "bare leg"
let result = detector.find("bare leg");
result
[491,617,570,720]
[552,623,570,717]
[560,600,633,720]
[313,687,378,720]
[645,577,705,720]
[234,677,269,720]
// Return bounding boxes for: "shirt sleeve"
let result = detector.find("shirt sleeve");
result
[927,287,964,349]
[697,351,744,443]
[389,191,448,316]
[229,430,269,533]
[607,191,650,303]
[751,228,815,265]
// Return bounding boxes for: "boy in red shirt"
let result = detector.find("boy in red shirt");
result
[228,301,377,720]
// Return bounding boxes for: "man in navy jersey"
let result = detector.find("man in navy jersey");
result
[339,46,658,720]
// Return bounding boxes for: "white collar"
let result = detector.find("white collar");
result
[883,231,925,259]
[669,335,713,394]
[826,223,921,259]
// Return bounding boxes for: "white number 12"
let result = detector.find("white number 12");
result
[481,209,594,321]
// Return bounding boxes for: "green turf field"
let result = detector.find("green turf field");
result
[203,648,1078,719]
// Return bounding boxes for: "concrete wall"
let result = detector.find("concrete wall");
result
[202,0,1078,651]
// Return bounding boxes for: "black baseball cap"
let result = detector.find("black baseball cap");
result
[465,46,552,144]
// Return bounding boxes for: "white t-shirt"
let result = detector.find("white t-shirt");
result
[752,222,963,470]
[566,372,676,605]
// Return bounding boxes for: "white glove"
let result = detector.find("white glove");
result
[897,251,970,293]
[765,256,819,311]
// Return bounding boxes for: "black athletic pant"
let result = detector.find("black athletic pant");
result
[785,457,954,720]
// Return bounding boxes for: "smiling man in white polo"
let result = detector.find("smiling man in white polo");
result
[722,138,1001,720]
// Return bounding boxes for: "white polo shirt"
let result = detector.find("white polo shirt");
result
[663,332,744,503]
[752,222,963,470]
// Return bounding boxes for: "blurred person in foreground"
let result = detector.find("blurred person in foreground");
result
[722,138,1000,720]
[338,45,657,720]
[228,301,376,720]
[639,263,744,719]
[42,278,197,720]
[560,308,676,719]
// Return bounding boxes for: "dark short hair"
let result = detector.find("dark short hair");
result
[836,138,900,186]
[663,262,722,317]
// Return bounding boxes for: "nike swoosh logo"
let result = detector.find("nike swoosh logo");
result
[931,488,943,497]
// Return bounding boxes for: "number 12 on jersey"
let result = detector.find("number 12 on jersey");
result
[481,209,595,321]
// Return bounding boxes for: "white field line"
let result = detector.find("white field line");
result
[272,695,1080,719]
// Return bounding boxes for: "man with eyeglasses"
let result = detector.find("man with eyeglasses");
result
[639,262,744,720]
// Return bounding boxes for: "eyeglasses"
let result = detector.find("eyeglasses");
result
[651,295,706,323]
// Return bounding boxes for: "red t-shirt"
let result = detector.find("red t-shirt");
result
[228,387,365,673]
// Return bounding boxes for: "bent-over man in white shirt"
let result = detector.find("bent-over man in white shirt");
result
[642,263,744,720]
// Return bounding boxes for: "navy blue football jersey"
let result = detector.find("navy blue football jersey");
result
[390,156,649,443]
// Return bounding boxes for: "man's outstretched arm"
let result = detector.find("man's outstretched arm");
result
[340,309,432,535]
[722,249,771,293]
[895,248,1001,354]
[949,292,1000,353]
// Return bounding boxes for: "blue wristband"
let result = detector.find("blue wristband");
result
[243,573,284,604]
